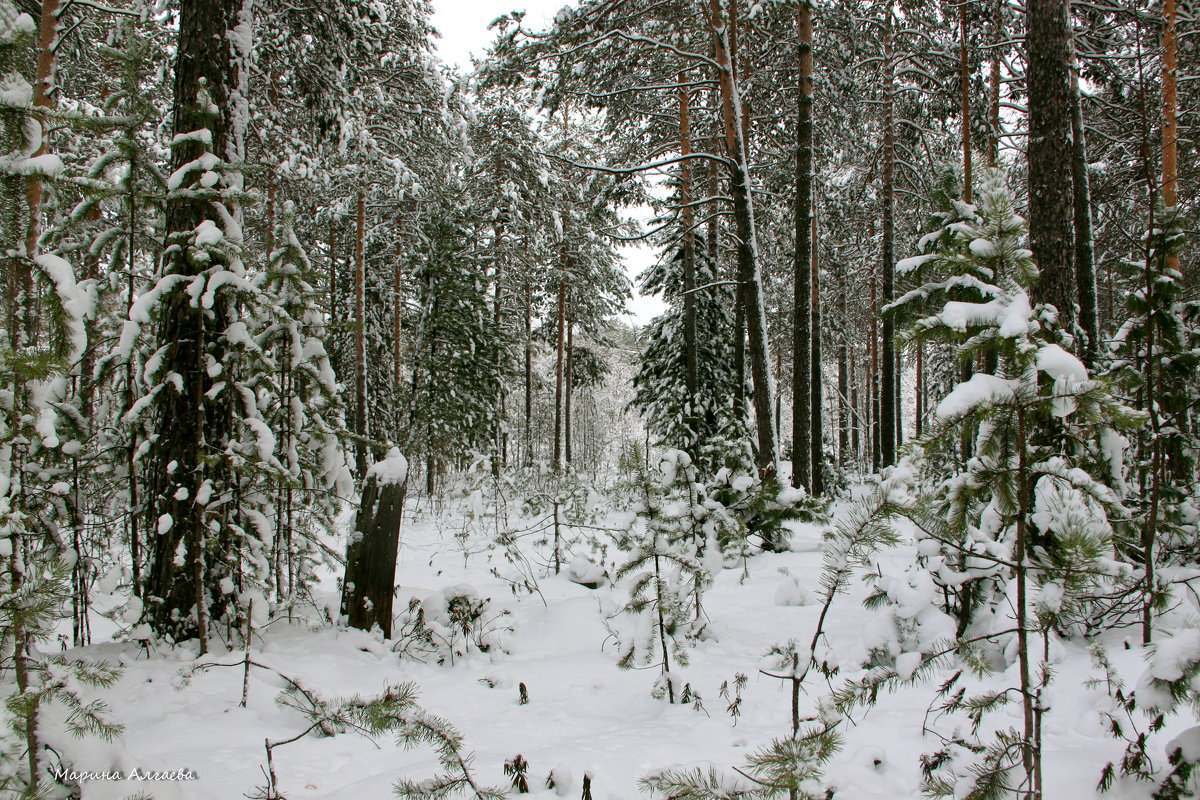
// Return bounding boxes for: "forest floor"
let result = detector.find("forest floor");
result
[58,492,1188,800]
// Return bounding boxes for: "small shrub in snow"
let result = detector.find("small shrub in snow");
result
[504,754,530,793]
[612,449,719,702]
[393,586,512,666]
[1096,626,1200,798]
[719,673,748,725]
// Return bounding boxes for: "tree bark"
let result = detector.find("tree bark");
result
[492,223,504,474]
[988,0,1003,166]
[144,0,252,645]
[709,0,777,477]
[1163,0,1179,274]
[809,214,823,495]
[792,0,814,491]
[353,191,368,479]
[870,271,880,472]
[126,162,141,597]
[837,263,849,466]
[565,313,574,465]
[1068,18,1099,368]
[553,277,566,471]
[960,0,973,203]
[915,343,924,438]
[22,0,59,344]
[880,5,897,469]
[341,465,406,638]
[1027,0,1077,333]
[396,254,405,389]
[850,347,860,468]
[679,77,699,409]
[524,280,533,464]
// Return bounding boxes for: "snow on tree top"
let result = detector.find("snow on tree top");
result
[934,373,1019,420]
[1035,343,1088,384]
[896,253,935,275]
[368,447,409,486]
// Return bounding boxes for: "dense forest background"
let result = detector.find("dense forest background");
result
[0,0,1198,797]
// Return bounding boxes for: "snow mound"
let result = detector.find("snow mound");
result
[368,447,409,486]
[566,555,607,589]
[775,573,815,607]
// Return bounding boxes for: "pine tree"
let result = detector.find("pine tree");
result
[1108,204,1197,643]
[896,170,1141,797]
[405,212,503,490]
[0,5,123,790]
[614,449,722,703]
[253,201,352,612]
[633,244,743,476]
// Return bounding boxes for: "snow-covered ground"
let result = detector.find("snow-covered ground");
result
[56,496,1190,799]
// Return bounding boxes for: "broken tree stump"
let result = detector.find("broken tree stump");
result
[341,447,408,637]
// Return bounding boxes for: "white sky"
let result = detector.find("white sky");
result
[428,0,667,326]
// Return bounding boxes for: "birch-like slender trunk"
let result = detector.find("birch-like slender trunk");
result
[708,0,777,476]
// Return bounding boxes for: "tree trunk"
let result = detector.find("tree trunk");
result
[809,214,823,495]
[792,0,814,491]
[1068,19,1099,368]
[849,347,860,468]
[144,0,252,645]
[524,280,533,464]
[553,277,566,471]
[709,0,777,477]
[265,169,276,256]
[734,287,746,420]
[126,162,141,597]
[328,221,339,359]
[960,0,973,203]
[837,263,849,465]
[880,5,897,469]
[1014,406,1041,797]
[679,77,699,410]
[1163,0,1179,274]
[21,0,60,348]
[565,313,574,465]
[895,348,904,449]
[396,257,405,389]
[492,221,504,474]
[353,191,368,479]
[915,343,924,438]
[870,273,880,472]
[341,457,407,638]
[988,0,1003,166]
[1027,0,1077,333]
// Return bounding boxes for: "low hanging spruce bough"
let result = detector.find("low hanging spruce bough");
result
[237,679,504,800]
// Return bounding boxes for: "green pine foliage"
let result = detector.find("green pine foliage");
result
[894,169,1142,639]
[867,169,1144,797]
[252,201,352,612]
[633,243,743,477]
[1108,203,1200,579]
[405,212,505,472]
[613,449,725,700]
